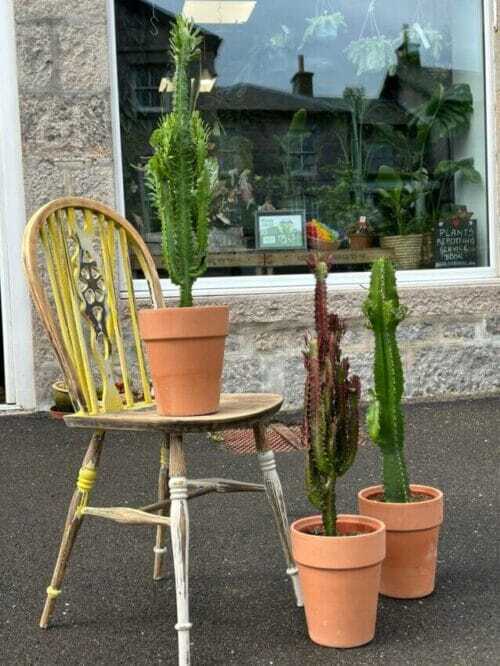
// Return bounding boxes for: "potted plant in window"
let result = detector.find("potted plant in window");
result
[347,215,374,250]
[290,256,386,648]
[138,16,228,416]
[358,258,444,598]
[376,166,423,269]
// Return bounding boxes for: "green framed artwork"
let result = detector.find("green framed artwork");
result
[255,210,306,250]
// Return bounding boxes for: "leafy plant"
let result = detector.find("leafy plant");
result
[303,256,361,536]
[376,166,420,236]
[301,11,346,47]
[345,36,397,76]
[363,258,410,503]
[411,83,474,167]
[402,23,445,60]
[146,16,217,307]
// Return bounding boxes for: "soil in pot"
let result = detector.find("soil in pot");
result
[139,305,229,416]
[291,514,386,648]
[358,484,444,599]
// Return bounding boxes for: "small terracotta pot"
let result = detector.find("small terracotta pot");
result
[358,484,444,599]
[349,235,373,250]
[138,305,229,416]
[291,514,385,648]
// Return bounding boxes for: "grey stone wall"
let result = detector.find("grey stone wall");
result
[14,0,116,404]
[13,1,500,410]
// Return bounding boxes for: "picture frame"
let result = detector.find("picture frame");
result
[255,210,306,250]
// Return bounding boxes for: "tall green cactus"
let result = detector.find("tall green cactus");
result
[363,258,411,502]
[303,256,361,536]
[146,16,216,307]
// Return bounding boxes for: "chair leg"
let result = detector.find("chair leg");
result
[169,434,191,666]
[40,430,106,628]
[153,436,170,581]
[253,424,303,607]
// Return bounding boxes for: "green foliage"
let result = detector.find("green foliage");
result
[376,166,422,236]
[345,36,397,76]
[363,258,410,503]
[146,16,217,307]
[303,256,361,535]
[301,11,346,47]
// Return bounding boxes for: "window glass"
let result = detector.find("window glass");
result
[115,0,489,277]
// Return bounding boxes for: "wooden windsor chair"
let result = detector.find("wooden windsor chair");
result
[23,197,302,666]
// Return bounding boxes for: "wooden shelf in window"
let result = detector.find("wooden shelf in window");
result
[137,243,395,276]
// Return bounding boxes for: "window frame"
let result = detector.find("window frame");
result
[107,0,499,299]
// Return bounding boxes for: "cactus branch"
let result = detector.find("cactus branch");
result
[363,258,410,502]
[303,255,361,536]
[146,16,216,307]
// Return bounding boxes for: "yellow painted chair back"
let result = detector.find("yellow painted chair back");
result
[23,197,164,415]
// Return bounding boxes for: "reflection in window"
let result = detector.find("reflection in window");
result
[115,0,489,276]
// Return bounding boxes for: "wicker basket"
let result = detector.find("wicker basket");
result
[380,234,423,270]
[307,237,341,251]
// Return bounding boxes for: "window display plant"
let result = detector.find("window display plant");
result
[138,16,229,417]
[358,257,444,599]
[290,255,386,649]
[347,215,375,250]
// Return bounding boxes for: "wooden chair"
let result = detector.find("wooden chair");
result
[23,197,302,665]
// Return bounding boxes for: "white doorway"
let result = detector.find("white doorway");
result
[0,0,35,410]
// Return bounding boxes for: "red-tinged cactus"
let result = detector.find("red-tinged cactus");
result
[303,255,361,536]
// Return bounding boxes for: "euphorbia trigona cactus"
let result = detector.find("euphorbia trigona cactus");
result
[303,256,361,536]
[363,257,411,502]
[146,16,216,307]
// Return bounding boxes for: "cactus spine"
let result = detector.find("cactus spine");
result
[303,256,361,536]
[146,16,216,307]
[363,258,411,503]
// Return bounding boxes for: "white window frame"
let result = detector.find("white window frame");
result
[107,0,499,300]
[0,0,35,409]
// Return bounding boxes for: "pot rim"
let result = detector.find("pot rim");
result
[291,513,385,541]
[358,484,443,507]
[139,304,229,313]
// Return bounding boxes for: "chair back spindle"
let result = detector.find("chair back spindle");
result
[23,197,164,415]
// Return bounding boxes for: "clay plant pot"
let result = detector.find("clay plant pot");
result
[358,484,444,599]
[291,514,386,648]
[138,305,229,416]
[348,234,373,250]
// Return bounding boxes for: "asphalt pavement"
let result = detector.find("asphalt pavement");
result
[1,398,498,665]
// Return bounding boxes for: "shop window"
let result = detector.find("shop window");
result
[114,0,491,280]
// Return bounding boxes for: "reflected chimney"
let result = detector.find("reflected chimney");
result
[291,55,314,97]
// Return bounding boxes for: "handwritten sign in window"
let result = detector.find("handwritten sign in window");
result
[435,219,477,268]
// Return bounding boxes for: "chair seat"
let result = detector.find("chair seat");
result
[64,393,284,433]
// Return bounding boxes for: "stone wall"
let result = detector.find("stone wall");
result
[14,0,117,404]
[13,1,500,410]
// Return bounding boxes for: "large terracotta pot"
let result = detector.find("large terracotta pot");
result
[291,514,385,648]
[358,484,444,599]
[138,306,229,416]
[380,234,423,269]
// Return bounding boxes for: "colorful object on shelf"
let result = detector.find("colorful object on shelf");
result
[306,219,339,249]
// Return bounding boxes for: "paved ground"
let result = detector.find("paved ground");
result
[1,398,498,665]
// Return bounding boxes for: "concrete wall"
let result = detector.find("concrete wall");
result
[13,1,500,410]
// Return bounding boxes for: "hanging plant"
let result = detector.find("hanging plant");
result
[404,22,444,61]
[345,36,397,76]
[301,11,346,47]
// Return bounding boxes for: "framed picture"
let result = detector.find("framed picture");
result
[255,210,306,250]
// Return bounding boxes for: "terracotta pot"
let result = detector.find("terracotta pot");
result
[138,306,229,416]
[349,234,373,250]
[291,514,385,648]
[358,484,444,599]
[380,234,423,269]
